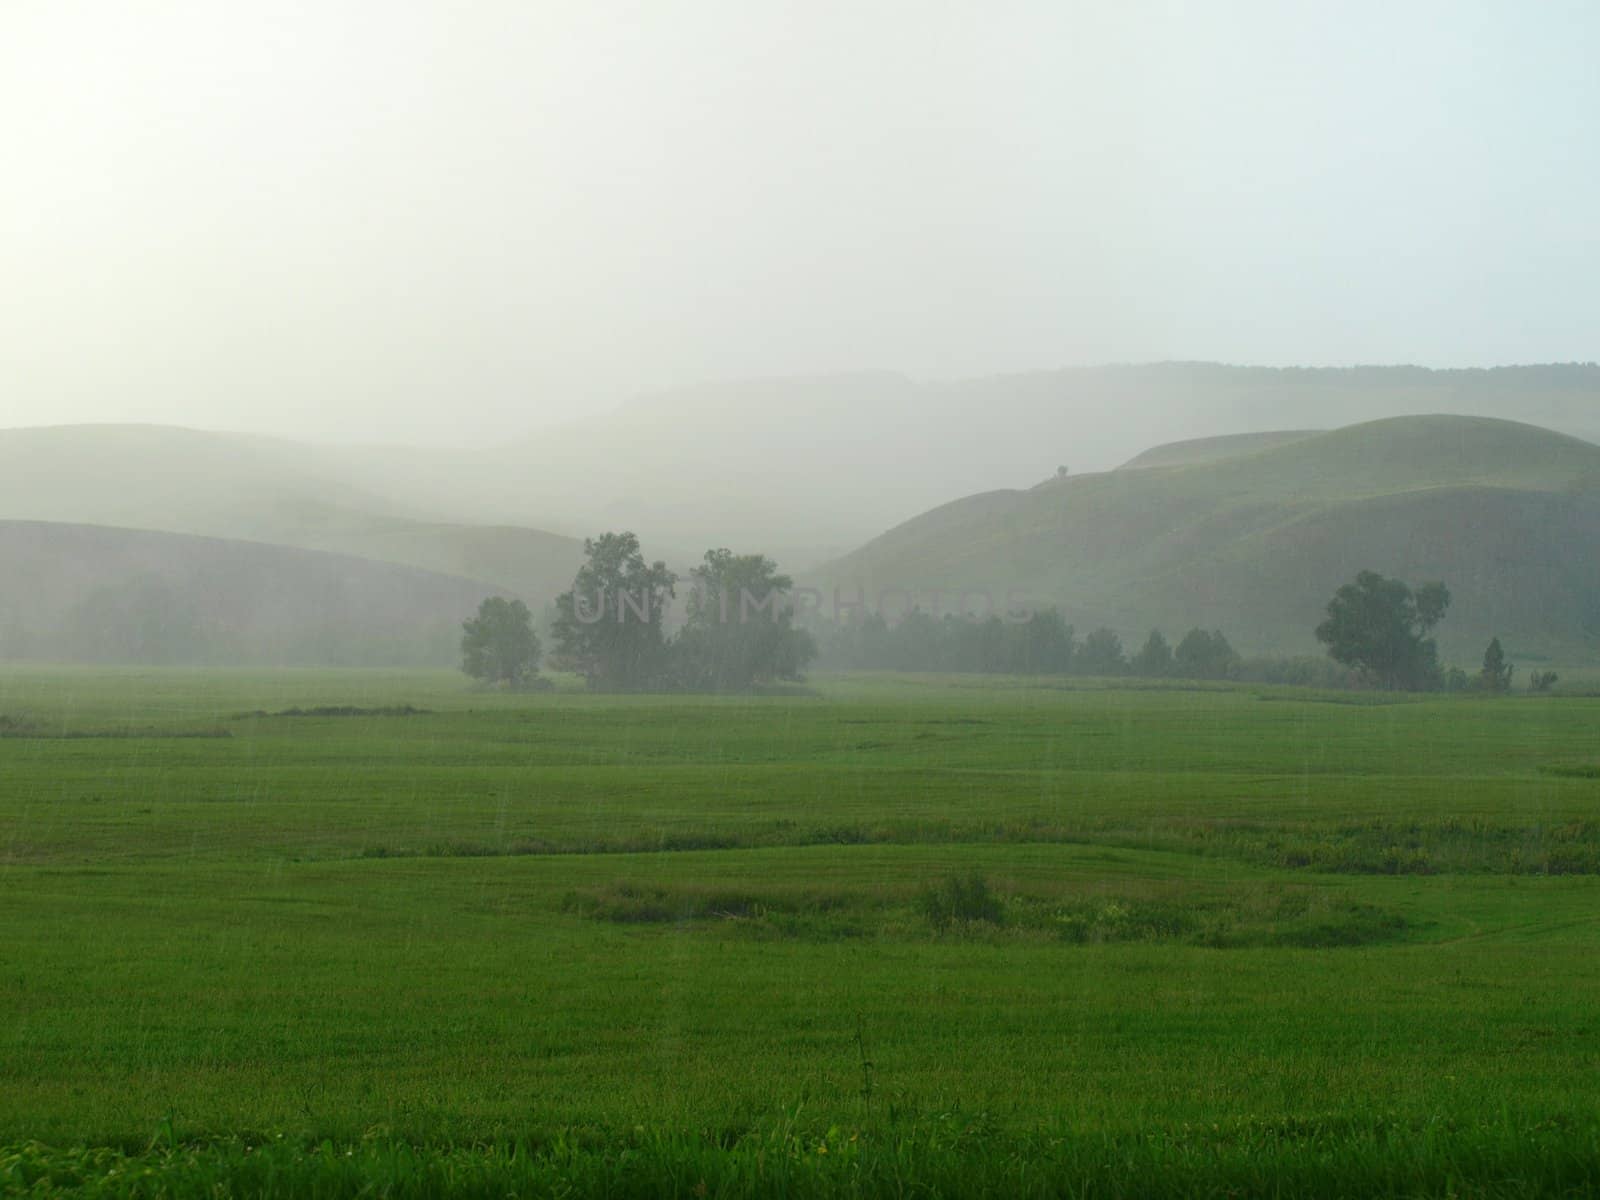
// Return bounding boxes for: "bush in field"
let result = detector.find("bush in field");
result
[1530,669,1560,693]
[919,870,1004,930]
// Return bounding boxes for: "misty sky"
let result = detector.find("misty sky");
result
[3,1,1596,444]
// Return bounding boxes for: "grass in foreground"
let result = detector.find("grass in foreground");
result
[8,1115,1600,1199]
[4,667,1600,1193]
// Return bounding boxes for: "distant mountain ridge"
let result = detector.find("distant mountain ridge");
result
[812,415,1600,663]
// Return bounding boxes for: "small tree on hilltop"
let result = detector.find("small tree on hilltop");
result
[461,596,541,688]
[1478,637,1514,694]
[1315,571,1450,691]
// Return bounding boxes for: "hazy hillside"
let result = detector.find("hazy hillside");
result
[446,362,1600,564]
[7,363,1599,574]
[0,425,586,601]
[0,521,494,666]
[812,415,1600,663]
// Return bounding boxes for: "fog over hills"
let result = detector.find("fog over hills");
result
[812,414,1600,662]
[12,362,1595,572]
[337,363,1600,566]
[0,424,585,601]
[5,365,1600,666]
[0,521,490,665]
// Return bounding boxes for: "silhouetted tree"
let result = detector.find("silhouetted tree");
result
[460,596,541,688]
[1315,571,1450,690]
[1013,609,1075,674]
[1131,630,1174,677]
[551,532,677,690]
[673,549,816,691]
[1076,627,1127,676]
[1173,628,1240,680]
[1477,637,1514,694]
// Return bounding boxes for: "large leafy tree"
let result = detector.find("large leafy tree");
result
[1315,571,1450,690]
[460,596,541,688]
[551,532,677,690]
[674,549,816,691]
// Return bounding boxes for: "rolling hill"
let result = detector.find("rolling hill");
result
[0,424,586,601]
[0,521,494,665]
[472,362,1600,564]
[811,416,1600,663]
[6,363,1599,575]
[1118,430,1323,470]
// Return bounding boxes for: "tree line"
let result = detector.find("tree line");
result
[812,610,1243,680]
[463,543,1561,696]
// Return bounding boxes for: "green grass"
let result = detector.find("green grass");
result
[4,666,1600,1194]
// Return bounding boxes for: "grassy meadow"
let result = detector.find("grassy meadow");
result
[4,665,1600,1195]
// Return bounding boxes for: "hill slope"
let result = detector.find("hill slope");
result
[1118,430,1323,470]
[7,363,1600,572]
[0,425,585,600]
[812,416,1600,662]
[477,362,1600,563]
[0,521,493,665]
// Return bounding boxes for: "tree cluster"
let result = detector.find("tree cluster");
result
[1315,571,1451,691]
[670,548,816,692]
[463,532,816,692]
[1314,570,1553,695]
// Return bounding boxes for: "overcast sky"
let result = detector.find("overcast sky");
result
[2,1,1595,444]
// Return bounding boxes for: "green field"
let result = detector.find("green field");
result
[4,667,1600,1196]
